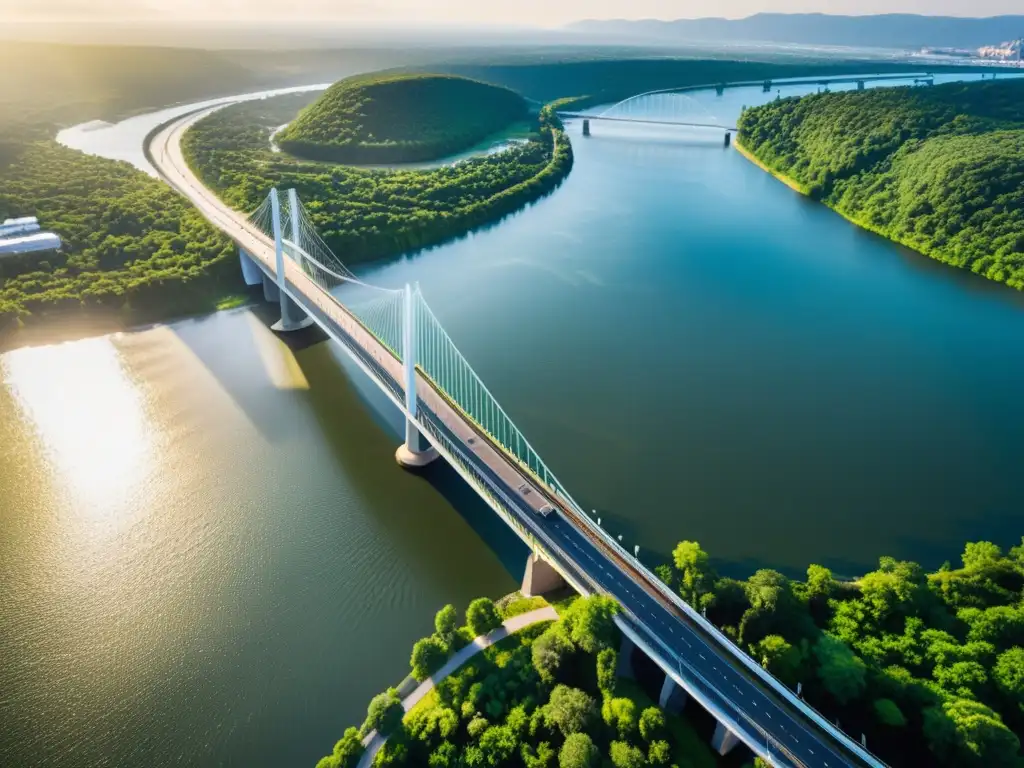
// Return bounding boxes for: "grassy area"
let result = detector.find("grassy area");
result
[497,594,550,619]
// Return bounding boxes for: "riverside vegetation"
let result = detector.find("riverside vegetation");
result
[322,540,1024,768]
[182,86,573,265]
[276,74,529,164]
[737,79,1024,290]
[316,594,722,768]
[657,539,1024,767]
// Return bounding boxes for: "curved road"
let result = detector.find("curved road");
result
[147,98,877,768]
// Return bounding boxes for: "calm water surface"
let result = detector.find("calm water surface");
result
[4,73,1024,767]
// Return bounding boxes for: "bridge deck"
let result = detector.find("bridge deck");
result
[151,106,879,768]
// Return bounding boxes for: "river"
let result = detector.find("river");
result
[4,72,1024,767]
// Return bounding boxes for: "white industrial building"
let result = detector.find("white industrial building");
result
[0,217,61,256]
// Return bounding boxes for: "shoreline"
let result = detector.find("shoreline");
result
[733,136,1022,292]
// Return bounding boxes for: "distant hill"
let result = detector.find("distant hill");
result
[567,14,1024,50]
[276,73,528,164]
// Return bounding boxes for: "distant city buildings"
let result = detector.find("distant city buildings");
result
[0,217,61,256]
[978,39,1023,61]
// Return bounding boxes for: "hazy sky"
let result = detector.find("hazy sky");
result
[1,0,1019,25]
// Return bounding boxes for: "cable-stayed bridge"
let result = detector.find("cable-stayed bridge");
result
[149,106,888,768]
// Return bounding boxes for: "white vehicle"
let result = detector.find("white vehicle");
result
[537,504,555,517]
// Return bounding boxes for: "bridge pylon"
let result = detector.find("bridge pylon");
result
[396,283,439,469]
[268,188,314,333]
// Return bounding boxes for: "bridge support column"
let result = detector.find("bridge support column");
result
[268,188,313,332]
[617,634,635,679]
[521,553,566,598]
[582,118,590,137]
[723,131,731,148]
[396,283,439,469]
[711,721,741,756]
[658,675,688,713]
[857,79,865,90]
[262,274,280,302]
[239,247,263,286]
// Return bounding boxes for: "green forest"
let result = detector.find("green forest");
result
[317,594,723,768]
[183,92,572,264]
[737,79,1024,290]
[657,539,1024,767]
[277,74,529,164]
[323,539,1024,768]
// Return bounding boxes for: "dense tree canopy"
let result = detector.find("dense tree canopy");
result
[277,74,528,164]
[658,538,1024,766]
[738,79,1024,290]
[183,92,572,268]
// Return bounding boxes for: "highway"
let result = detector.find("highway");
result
[148,102,877,768]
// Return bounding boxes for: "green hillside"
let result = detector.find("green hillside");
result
[275,74,529,164]
[737,79,1024,289]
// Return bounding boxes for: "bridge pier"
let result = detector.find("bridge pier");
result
[723,131,731,148]
[582,118,590,137]
[395,422,438,468]
[521,552,567,597]
[658,675,688,713]
[857,79,865,90]
[262,274,279,302]
[239,247,264,286]
[271,294,314,333]
[711,721,741,756]
[617,634,635,679]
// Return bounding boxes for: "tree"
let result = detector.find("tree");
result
[806,564,836,603]
[478,724,518,765]
[993,647,1024,705]
[532,624,573,683]
[961,605,1024,648]
[435,604,458,647]
[559,733,599,768]
[563,595,620,654]
[814,634,867,705]
[468,716,489,739]
[638,706,665,742]
[923,698,1021,767]
[933,661,988,697]
[544,685,597,737]
[648,740,671,765]
[672,541,715,604]
[962,542,1002,571]
[597,647,618,694]
[750,634,804,685]
[523,741,556,768]
[411,635,449,681]
[362,688,404,737]
[874,699,907,728]
[601,696,638,739]
[609,741,646,768]
[429,741,458,768]
[467,598,503,637]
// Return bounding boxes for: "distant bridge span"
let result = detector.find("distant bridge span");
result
[557,113,737,131]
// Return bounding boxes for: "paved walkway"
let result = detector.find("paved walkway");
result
[357,606,558,768]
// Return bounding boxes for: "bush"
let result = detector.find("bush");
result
[466,597,503,637]
[362,688,404,738]
[411,636,449,682]
[559,732,600,768]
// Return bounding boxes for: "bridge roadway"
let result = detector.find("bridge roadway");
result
[558,113,737,130]
[149,105,872,768]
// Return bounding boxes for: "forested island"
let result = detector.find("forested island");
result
[737,79,1024,290]
[324,540,1024,768]
[277,74,529,164]
[183,84,572,265]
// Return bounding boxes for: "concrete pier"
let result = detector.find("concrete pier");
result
[271,293,314,332]
[711,721,741,755]
[724,131,731,147]
[582,119,590,137]
[617,634,635,679]
[262,274,279,302]
[658,676,688,713]
[239,248,264,286]
[521,553,567,597]
[395,423,439,468]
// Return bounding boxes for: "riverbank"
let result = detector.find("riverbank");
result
[732,137,808,195]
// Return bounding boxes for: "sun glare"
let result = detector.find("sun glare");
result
[2,337,153,521]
